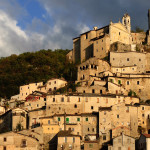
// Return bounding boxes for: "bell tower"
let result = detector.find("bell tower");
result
[122,13,131,33]
[147,9,150,45]
[148,9,150,30]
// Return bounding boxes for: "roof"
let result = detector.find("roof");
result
[39,112,98,119]
[84,140,99,143]
[99,107,112,111]
[57,130,81,137]
[143,134,150,138]
[90,34,105,41]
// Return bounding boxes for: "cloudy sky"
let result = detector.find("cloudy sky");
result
[0,0,150,57]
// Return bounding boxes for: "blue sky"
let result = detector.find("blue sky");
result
[0,0,149,56]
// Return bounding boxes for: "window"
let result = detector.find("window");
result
[58,117,60,121]
[142,114,144,117]
[85,118,88,121]
[119,32,120,35]
[139,59,141,61]
[65,137,67,143]
[127,139,131,143]
[67,97,70,102]
[91,106,94,110]
[97,98,99,103]
[78,98,80,102]
[126,107,129,112]
[83,90,85,93]
[100,90,102,94]
[142,107,144,110]
[118,80,121,84]
[118,138,121,143]
[53,98,55,102]
[54,81,56,84]
[102,47,103,50]
[139,89,141,92]
[103,135,106,140]
[92,128,94,132]
[48,120,50,125]
[127,58,129,61]
[73,137,75,143]
[137,81,139,85]
[92,89,95,93]
[37,104,39,107]
[21,139,27,147]
[3,146,6,150]
[85,98,88,102]
[104,111,106,115]
[44,98,46,101]
[89,144,93,148]
[49,82,51,85]
[103,118,106,122]
[54,87,57,90]
[61,97,64,102]
[117,115,119,118]
[66,118,69,123]
[3,137,6,142]
[86,33,88,39]
[77,118,80,121]
[74,104,77,108]
[88,128,90,131]
[118,147,121,150]
[127,81,129,85]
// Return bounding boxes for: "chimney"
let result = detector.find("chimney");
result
[93,26,98,30]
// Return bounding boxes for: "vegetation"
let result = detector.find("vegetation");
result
[0,49,77,98]
[132,26,144,33]
[16,123,22,131]
[128,90,137,97]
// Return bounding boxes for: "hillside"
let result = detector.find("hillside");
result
[0,49,77,98]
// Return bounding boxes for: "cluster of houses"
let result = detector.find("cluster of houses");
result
[1,10,150,150]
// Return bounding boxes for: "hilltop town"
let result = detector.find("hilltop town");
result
[1,10,150,150]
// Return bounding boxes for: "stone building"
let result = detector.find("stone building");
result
[48,130,81,150]
[12,108,28,131]
[137,104,150,134]
[108,133,136,150]
[19,82,43,100]
[40,113,98,140]
[99,103,138,147]
[24,91,47,111]
[138,134,150,150]
[0,131,40,150]
[108,74,150,100]
[72,13,132,63]
[46,93,139,115]
[37,78,67,93]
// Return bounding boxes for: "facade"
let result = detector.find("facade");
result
[108,134,135,150]
[138,134,150,150]
[40,113,98,140]
[72,14,132,63]
[99,103,138,147]
[46,94,139,115]
[57,131,81,150]
[38,78,67,93]
[19,82,43,100]
[0,131,40,150]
